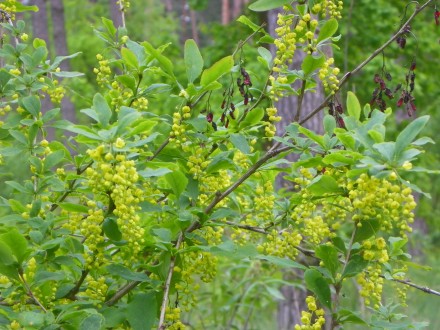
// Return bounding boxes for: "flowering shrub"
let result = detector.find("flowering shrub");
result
[0,0,438,329]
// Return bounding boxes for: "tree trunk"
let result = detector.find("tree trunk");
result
[51,0,76,124]
[267,8,326,329]
[221,0,230,25]
[232,0,243,19]
[109,0,123,28]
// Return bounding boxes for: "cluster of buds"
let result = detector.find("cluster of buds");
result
[369,73,394,112]
[219,86,236,128]
[396,60,417,116]
[237,67,253,106]
[328,100,345,128]
[396,24,411,49]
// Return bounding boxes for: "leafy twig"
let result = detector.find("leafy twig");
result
[19,272,47,313]
[300,0,435,125]
[386,276,440,297]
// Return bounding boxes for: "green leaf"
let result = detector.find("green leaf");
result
[346,91,361,121]
[337,309,368,325]
[138,168,172,178]
[44,150,65,169]
[315,245,339,278]
[201,55,233,87]
[302,55,325,76]
[342,255,369,279]
[323,114,336,135]
[249,0,290,11]
[317,18,339,43]
[58,203,89,213]
[103,218,123,241]
[255,255,307,270]
[14,3,39,12]
[237,15,262,32]
[165,171,188,196]
[93,93,112,128]
[142,41,175,78]
[21,95,41,117]
[304,269,332,309]
[184,39,204,83]
[230,134,251,154]
[127,293,157,330]
[298,125,325,148]
[353,218,380,242]
[1,229,29,264]
[323,151,359,166]
[106,264,151,282]
[101,17,117,37]
[257,46,272,69]
[394,116,429,160]
[308,175,343,196]
[79,314,105,330]
[121,47,139,70]
[5,181,30,194]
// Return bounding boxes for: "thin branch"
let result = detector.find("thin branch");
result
[105,280,141,306]
[19,272,47,313]
[386,276,440,296]
[232,23,266,58]
[158,233,184,330]
[0,9,18,46]
[118,0,126,28]
[300,0,435,125]
[64,269,89,300]
[294,80,307,122]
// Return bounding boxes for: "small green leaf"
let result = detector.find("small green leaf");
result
[106,264,151,282]
[1,228,29,264]
[317,18,339,43]
[127,293,157,330]
[121,47,139,69]
[346,91,361,121]
[342,255,369,279]
[237,15,262,32]
[44,150,65,169]
[249,0,290,11]
[103,218,123,241]
[184,39,204,83]
[258,46,273,69]
[230,134,251,154]
[308,175,343,196]
[372,142,395,162]
[394,115,429,160]
[353,218,380,242]
[93,93,112,128]
[79,314,105,330]
[165,171,188,197]
[201,56,233,87]
[101,17,117,37]
[304,269,332,309]
[337,309,368,325]
[21,95,41,117]
[315,245,339,278]
[302,55,325,76]
[323,114,336,135]
[255,255,307,270]
[142,41,175,78]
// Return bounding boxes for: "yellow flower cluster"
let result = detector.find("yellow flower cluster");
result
[116,0,130,11]
[85,144,145,262]
[294,296,326,330]
[264,107,281,138]
[273,12,297,72]
[0,0,17,20]
[109,81,134,111]
[357,264,384,308]
[197,169,231,207]
[94,54,112,87]
[320,0,344,19]
[257,227,302,260]
[42,79,66,104]
[83,275,108,302]
[169,106,190,146]
[132,96,149,111]
[362,237,389,263]
[164,307,186,330]
[254,181,276,223]
[318,58,340,94]
[187,146,209,180]
[349,173,415,237]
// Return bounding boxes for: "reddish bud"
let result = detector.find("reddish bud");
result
[206,112,213,123]
[229,110,236,119]
[230,103,235,111]
[221,112,226,123]
[221,100,226,109]
[244,93,249,105]
[435,10,440,25]
[225,119,229,128]
[397,97,404,107]
[410,60,416,71]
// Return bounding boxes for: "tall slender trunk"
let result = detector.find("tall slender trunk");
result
[51,0,76,124]
[221,0,230,25]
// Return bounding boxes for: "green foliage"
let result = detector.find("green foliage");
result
[0,1,438,329]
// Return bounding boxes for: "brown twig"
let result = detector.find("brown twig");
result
[387,276,440,297]
[105,280,141,306]
[19,272,47,313]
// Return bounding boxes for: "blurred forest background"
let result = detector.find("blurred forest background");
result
[14,0,440,326]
